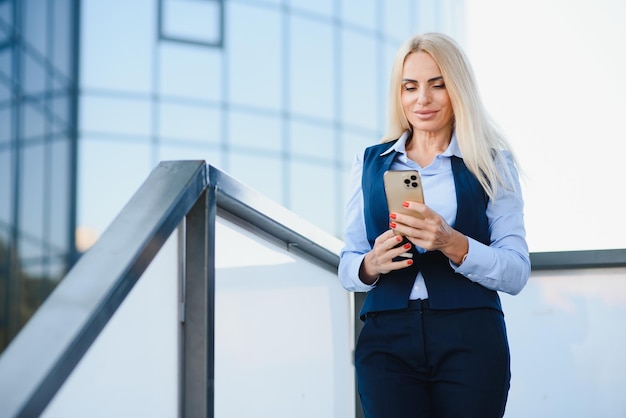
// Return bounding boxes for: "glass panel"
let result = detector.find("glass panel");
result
[0,1,13,29]
[341,30,379,131]
[22,52,47,96]
[23,0,47,54]
[382,0,413,42]
[288,0,333,17]
[49,94,70,130]
[228,110,281,152]
[289,119,334,161]
[288,161,336,234]
[161,0,222,45]
[48,139,70,253]
[226,2,282,111]
[501,268,626,417]
[158,101,221,144]
[80,95,152,139]
[0,148,11,226]
[51,0,73,77]
[21,102,46,139]
[214,216,354,417]
[18,142,45,260]
[341,0,376,30]
[81,0,155,93]
[41,232,180,417]
[289,16,334,121]
[227,153,283,204]
[0,107,10,144]
[158,42,222,102]
[341,129,376,167]
[0,51,11,102]
[77,138,152,234]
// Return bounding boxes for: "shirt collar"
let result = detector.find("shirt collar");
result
[380,130,462,158]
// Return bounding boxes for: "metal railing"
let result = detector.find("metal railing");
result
[0,161,344,418]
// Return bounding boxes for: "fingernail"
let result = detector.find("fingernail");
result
[402,202,409,208]
[403,243,411,249]
[396,236,402,242]
[389,222,396,229]
[389,213,397,220]
[407,260,413,265]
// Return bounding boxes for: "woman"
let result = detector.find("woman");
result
[338,33,531,418]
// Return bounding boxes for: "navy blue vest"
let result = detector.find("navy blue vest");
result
[360,140,502,318]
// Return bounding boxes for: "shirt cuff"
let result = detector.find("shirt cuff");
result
[452,237,496,282]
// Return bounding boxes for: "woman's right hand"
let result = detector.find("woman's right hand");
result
[359,229,414,285]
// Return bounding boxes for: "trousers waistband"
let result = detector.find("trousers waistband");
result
[407,299,430,311]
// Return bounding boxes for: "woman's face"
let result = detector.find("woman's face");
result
[401,51,454,135]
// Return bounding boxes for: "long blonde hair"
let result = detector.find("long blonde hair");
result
[383,32,519,199]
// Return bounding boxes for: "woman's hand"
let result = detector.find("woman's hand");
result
[389,201,469,265]
[359,229,414,285]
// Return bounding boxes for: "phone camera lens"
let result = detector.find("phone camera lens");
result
[411,182,419,188]
[403,179,410,185]
[410,175,417,180]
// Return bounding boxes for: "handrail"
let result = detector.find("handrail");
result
[0,161,344,418]
[0,161,207,417]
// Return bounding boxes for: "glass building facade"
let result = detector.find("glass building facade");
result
[0,0,79,351]
[0,0,463,352]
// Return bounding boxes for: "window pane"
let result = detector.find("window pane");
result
[81,0,155,93]
[227,153,283,204]
[289,120,334,161]
[18,143,45,259]
[0,149,11,226]
[383,0,413,42]
[48,138,71,253]
[21,102,46,140]
[158,102,221,144]
[289,161,336,234]
[23,0,47,54]
[81,95,152,139]
[341,0,376,30]
[289,16,334,121]
[78,138,152,234]
[226,3,282,111]
[0,108,10,144]
[161,0,222,46]
[228,111,281,153]
[22,53,47,96]
[288,0,333,17]
[51,0,73,77]
[158,43,222,102]
[341,30,379,131]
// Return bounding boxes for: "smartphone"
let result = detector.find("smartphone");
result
[383,170,425,234]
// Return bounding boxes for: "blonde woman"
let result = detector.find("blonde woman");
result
[339,33,530,418]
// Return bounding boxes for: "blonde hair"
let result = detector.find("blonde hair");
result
[383,32,519,199]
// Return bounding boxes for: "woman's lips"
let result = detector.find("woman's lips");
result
[414,110,438,119]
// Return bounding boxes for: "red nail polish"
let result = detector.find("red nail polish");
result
[407,260,413,265]
[402,202,409,208]
[389,222,396,229]
[389,213,397,220]
[404,243,411,249]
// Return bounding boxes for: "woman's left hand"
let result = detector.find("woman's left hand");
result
[389,201,469,265]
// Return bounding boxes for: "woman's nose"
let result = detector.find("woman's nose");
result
[416,88,431,105]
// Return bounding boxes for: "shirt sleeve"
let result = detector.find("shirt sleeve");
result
[452,152,531,295]
[338,152,377,293]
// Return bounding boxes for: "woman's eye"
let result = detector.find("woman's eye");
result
[433,84,446,89]
[403,85,416,91]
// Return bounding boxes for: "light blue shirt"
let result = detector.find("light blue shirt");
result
[339,131,531,299]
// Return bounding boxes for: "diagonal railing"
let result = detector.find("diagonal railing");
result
[0,160,345,418]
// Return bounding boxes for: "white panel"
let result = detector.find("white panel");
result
[41,231,180,418]
[214,216,354,418]
[502,267,626,418]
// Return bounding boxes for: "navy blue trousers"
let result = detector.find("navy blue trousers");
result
[355,300,511,418]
